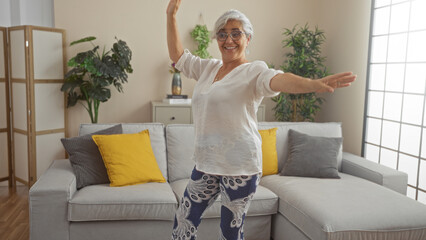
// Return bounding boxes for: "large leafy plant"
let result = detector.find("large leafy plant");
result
[190,24,211,59]
[61,36,133,123]
[272,24,329,122]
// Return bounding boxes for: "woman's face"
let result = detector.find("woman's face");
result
[216,19,250,64]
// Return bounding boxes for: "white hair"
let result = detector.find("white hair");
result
[213,9,254,40]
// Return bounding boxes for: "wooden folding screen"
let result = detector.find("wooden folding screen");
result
[0,27,12,187]
[8,26,67,187]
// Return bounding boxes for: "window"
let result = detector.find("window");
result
[363,0,426,203]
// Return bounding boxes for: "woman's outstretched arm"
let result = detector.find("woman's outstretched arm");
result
[270,72,356,94]
[167,0,184,63]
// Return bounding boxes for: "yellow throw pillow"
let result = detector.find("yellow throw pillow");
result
[92,130,166,187]
[259,128,278,176]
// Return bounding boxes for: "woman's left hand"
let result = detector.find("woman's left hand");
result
[316,72,357,93]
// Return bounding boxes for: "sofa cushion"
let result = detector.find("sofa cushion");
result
[170,179,278,219]
[166,124,196,182]
[68,182,177,221]
[61,124,122,189]
[259,128,278,176]
[260,173,426,240]
[258,122,343,172]
[281,129,342,178]
[93,130,166,187]
[79,123,168,181]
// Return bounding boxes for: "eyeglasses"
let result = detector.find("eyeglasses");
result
[216,31,246,42]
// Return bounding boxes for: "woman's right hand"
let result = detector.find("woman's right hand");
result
[167,0,181,16]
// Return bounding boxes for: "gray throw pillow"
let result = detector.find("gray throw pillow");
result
[61,124,123,189]
[281,129,342,179]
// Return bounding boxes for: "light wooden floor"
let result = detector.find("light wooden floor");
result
[0,186,29,240]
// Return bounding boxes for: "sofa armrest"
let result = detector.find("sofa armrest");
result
[341,152,408,195]
[29,159,77,240]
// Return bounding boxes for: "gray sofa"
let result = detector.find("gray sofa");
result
[29,122,426,240]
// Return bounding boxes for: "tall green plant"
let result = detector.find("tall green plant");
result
[61,36,133,123]
[190,24,211,59]
[272,24,329,122]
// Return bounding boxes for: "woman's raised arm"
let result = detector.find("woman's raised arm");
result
[167,0,184,63]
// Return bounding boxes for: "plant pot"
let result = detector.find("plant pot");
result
[172,73,182,95]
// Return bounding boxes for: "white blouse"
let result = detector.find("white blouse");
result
[175,49,283,176]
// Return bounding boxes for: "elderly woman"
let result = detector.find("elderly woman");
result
[167,0,356,239]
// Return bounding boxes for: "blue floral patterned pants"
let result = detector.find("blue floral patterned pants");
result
[171,167,261,240]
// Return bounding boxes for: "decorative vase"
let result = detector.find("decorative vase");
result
[172,72,182,95]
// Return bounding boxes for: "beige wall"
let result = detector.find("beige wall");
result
[54,0,317,136]
[316,0,372,155]
[54,0,371,155]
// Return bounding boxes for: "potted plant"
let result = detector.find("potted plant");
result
[190,24,211,59]
[61,36,133,123]
[272,24,329,122]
